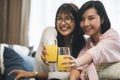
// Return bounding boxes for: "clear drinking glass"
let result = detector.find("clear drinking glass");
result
[44,39,58,63]
[57,47,71,71]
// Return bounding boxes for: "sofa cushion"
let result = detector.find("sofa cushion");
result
[9,44,34,56]
[3,47,34,80]
[97,62,120,80]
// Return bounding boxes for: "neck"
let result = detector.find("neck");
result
[64,35,72,47]
[91,33,101,45]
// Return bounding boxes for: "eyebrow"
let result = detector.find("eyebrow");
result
[88,14,96,17]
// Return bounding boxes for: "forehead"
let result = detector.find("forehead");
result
[83,8,98,17]
[58,12,73,17]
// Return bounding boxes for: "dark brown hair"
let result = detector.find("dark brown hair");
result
[55,3,85,58]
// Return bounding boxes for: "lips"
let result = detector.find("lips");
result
[60,27,70,31]
[83,27,92,33]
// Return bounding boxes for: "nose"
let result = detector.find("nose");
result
[61,19,66,25]
[84,19,89,26]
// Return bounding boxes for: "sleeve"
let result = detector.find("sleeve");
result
[87,39,120,64]
[48,72,70,80]
[34,27,57,72]
[77,46,88,71]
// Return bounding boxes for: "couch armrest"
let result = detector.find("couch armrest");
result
[97,62,120,80]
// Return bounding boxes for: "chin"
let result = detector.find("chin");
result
[85,32,92,36]
[61,32,70,36]
[62,34,70,37]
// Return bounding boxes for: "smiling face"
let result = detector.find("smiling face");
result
[56,13,75,37]
[80,8,103,37]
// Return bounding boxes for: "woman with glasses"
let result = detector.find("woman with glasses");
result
[9,3,85,80]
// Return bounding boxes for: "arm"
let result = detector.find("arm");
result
[75,52,92,67]
[68,38,120,68]
[63,53,92,69]
[70,69,81,80]
[34,27,57,72]
[87,40,120,64]
[35,72,48,80]
[8,70,48,80]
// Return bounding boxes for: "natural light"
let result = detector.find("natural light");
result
[29,0,120,50]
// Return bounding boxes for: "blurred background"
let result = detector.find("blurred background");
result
[0,0,120,51]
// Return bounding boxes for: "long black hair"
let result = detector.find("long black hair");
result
[78,1,111,34]
[55,3,85,58]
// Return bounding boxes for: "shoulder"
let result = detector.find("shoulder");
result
[43,27,56,35]
[100,28,120,40]
[43,27,56,32]
[42,27,57,39]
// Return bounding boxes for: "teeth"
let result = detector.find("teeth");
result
[84,27,91,32]
[61,27,68,30]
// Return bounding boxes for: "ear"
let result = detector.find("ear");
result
[101,18,104,24]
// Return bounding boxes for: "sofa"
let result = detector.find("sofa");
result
[0,44,120,80]
[97,62,120,80]
[0,43,35,80]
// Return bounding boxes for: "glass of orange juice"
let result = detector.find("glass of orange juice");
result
[57,47,71,71]
[44,39,58,63]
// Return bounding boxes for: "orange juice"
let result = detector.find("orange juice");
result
[45,44,58,63]
[58,55,70,71]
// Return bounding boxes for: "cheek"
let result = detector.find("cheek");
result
[94,18,101,26]
[71,24,75,31]
[80,22,83,28]
[56,23,59,28]
[56,25,60,32]
[95,20,101,29]
[72,23,75,28]
[71,27,75,33]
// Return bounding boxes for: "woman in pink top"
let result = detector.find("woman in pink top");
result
[63,1,120,80]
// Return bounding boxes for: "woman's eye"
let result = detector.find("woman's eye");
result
[89,17,95,20]
[66,17,71,20]
[57,17,62,20]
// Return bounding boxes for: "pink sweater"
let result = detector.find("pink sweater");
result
[78,28,120,80]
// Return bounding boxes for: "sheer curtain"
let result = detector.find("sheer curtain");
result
[29,0,120,50]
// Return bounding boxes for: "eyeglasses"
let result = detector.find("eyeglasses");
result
[56,16,74,24]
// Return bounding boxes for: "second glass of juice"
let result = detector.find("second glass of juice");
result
[57,47,71,71]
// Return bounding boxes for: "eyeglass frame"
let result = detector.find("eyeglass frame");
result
[56,16,74,24]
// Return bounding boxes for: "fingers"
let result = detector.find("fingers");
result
[8,70,22,80]
[62,60,73,64]
[8,70,19,75]
[61,55,76,70]
[41,53,49,65]
[41,46,49,65]
[70,63,77,69]
[64,63,76,69]
[41,55,49,65]
[70,59,80,69]
[63,55,74,60]
[62,55,75,64]
[14,75,21,80]
[41,54,46,61]
[42,46,47,56]
[8,70,28,80]
[62,59,79,70]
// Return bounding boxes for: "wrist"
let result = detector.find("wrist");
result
[74,59,81,67]
[70,69,80,80]
[34,72,39,79]
[34,72,48,79]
